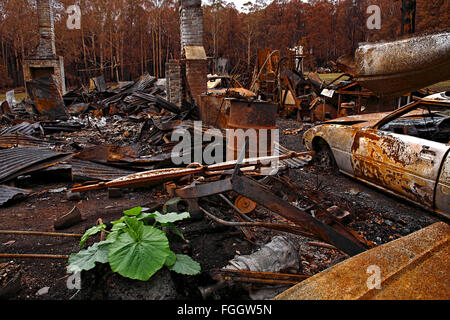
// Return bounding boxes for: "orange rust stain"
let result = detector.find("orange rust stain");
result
[35,98,58,112]
[351,131,381,154]
[352,156,433,207]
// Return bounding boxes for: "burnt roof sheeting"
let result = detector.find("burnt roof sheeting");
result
[0,147,65,182]
[0,134,50,149]
[0,185,31,206]
[71,160,136,182]
[0,122,43,136]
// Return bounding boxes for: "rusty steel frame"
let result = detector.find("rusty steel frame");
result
[177,170,367,256]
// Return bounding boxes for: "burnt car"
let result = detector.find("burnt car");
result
[303,91,450,218]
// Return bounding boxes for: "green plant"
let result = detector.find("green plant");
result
[67,202,201,281]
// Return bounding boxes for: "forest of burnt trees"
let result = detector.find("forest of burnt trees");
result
[0,0,449,89]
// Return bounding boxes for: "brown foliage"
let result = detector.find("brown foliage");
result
[0,0,448,89]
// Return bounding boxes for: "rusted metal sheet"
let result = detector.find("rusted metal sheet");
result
[26,75,69,120]
[0,134,50,149]
[74,145,138,163]
[0,147,66,183]
[0,185,31,206]
[226,99,278,159]
[198,94,230,128]
[71,160,136,182]
[228,99,278,130]
[309,98,337,122]
[337,32,450,97]
[275,222,450,300]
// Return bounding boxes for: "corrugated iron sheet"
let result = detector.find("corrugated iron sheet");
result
[0,122,43,136]
[0,147,66,182]
[0,185,31,206]
[71,159,136,182]
[0,134,50,149]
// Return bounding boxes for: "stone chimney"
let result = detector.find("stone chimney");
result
[23,0,66,95]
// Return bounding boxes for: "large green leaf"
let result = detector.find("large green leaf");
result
[67,240,111,273]
[123,207,143,216]
[153,211,190,224]
[108,222,171,281]
[168,254,201,275]
[79,224,105,247]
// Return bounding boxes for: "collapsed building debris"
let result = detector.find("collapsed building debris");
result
[245,32,450,124]
[1,0,448,302]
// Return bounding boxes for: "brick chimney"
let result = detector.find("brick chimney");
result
[23,0,66,95]
[36,0,57,58]
[180,0,204,54]
[180,0,207,106]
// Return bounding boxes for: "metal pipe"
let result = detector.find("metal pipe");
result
[0,230,82,238]
[0,253,69,259]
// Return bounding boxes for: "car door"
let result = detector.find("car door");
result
[350,128,449,211]
[435,153,450,218]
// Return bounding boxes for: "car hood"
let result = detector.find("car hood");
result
[323,112,391,128]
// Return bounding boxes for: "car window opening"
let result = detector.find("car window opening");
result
[379,105,450,144]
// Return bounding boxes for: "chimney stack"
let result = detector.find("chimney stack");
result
[180,0,207,106]
[36,0,57,58]
[23,0,66,95]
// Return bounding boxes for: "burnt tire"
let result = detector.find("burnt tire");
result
[314,139,337,171]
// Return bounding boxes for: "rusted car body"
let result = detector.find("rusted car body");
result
[303,92,450,218]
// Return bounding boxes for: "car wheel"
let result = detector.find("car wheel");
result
[314,139,337,171]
